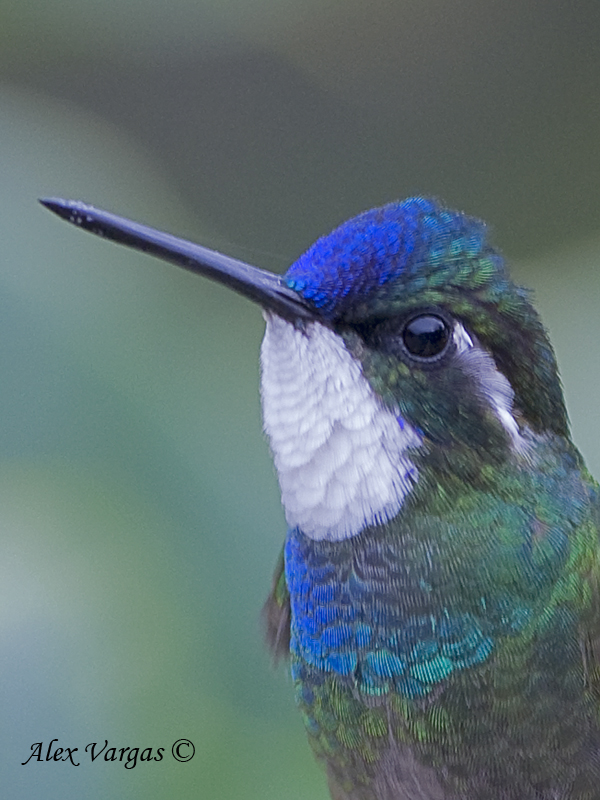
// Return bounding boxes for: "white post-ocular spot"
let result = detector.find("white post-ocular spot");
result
[260,315,421,541]
[453,322,525,448]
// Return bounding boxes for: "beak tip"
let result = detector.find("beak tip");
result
[40,197,74,220]
[40,198,100,232]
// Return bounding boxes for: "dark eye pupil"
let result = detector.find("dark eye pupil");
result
[403,315,449,358]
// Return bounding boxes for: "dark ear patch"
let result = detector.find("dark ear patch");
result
[262,548,291,662]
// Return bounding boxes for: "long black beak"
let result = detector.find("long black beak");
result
[39,198,316,324]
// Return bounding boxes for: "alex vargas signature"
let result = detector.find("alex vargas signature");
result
[22,739,166,768]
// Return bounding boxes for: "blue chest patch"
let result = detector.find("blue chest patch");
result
[285,528,536,699]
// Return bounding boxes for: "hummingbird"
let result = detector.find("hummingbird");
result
[41,196,600,799]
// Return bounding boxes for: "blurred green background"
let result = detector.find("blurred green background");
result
[1,2,599,798]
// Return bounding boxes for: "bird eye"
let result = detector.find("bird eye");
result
[402,315,450,360]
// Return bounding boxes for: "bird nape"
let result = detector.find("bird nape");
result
[42,196,600,800]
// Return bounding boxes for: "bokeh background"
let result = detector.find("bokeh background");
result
[1,2,599,798]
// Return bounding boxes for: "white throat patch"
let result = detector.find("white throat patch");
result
[260,316,421,541]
